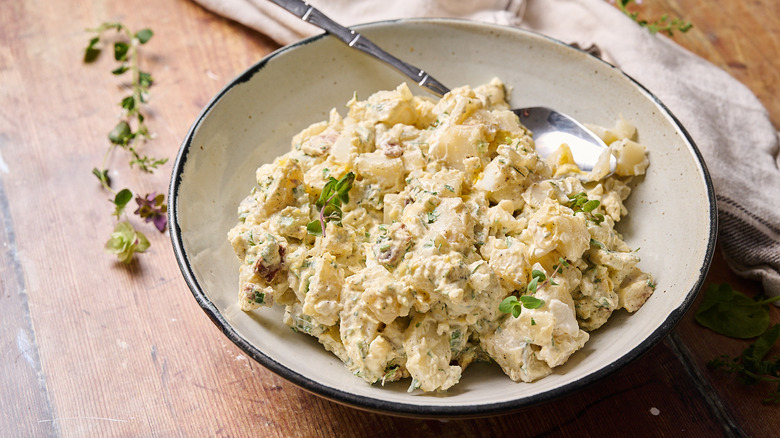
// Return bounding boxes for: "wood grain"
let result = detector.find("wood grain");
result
[0,0,777,436]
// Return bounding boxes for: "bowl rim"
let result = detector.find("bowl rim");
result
[168,17,717,418]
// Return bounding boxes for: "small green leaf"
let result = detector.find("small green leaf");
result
[531,269,546,281]
[92,167,110,187]
[582,199,600,212]
[135,28,153,44]
[113,188,133,218]
[114,41,129,61]
[528,276,539,294]
[316,178,337,208]
[747,324,780,365]
[121,96,135,111]
[306,220,323,236]
[112,64,129,75]
[108,121,133,145]
[334,171,355,203]
[695,283,771,338]
[520,295,545,309]
[114,189,133,208]
[590,239,606,249]
[498,296,519,314]
[138,71,153,88]
[84,37,101,63]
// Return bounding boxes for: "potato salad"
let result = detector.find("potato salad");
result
[228,79,656,392]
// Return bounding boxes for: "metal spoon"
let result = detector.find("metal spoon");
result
[269,0,614,173]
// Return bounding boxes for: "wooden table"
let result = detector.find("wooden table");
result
[2,0,778,436]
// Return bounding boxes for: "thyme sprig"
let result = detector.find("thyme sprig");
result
[568,192,604,224]
[86,22,166,173]
[306,172,355,238]
[616,0,693,36]
[499,258,570,318]
[85,22,168,263]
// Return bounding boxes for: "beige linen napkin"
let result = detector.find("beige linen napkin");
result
[193,0,780,299]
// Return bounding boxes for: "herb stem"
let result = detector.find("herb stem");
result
[318,190,340,238]
[739,368,780,383]
[98,146,116,193]
[755,295,780,306]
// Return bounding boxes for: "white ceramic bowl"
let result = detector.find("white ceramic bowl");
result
[169,19,716,417]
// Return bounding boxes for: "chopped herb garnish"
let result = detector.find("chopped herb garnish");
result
[307,172,355,237]
[499,295,545,318]
[568,192,600,214]
[590,239,606,249]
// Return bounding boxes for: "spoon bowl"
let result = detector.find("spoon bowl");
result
[515,107,613,172]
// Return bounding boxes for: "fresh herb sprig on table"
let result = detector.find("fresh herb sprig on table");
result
[85,22,168,263]
[695,283,780,403]
[306,172,355,238]
[708,324,780,404]
[616,0,693,36]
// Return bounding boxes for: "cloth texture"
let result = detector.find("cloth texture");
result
[193,0,780,299]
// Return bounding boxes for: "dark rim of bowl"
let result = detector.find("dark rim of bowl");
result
[168,18,717,418]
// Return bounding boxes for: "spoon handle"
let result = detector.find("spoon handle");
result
[268,0,451,96]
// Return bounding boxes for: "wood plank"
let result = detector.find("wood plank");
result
[635,0,780,127]
[0,183,55,437]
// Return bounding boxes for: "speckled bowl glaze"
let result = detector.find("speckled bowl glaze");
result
[169,19,716,418]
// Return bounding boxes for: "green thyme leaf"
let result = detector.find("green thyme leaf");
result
[582,199,600,212]
[121,96,135,111]
[499,295,518,314]
[499,294,546,318]
[111,64,129,75]
[138,71,153,88]
[113,41,129,61]
[308,172,355,238]
[113,188,133,218]
[334,171,355,203]
[135,28,153,44]
[84,36,101,62]
[590,239,606,249]
[519,295,545,309]
[108,120,133,145]
[527,276,539,294]
[92,167,110,188]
